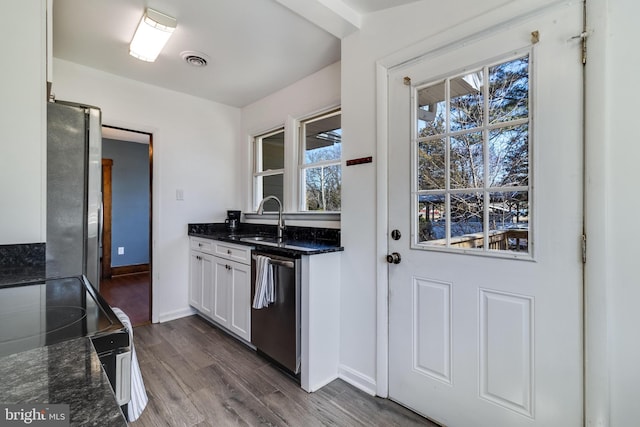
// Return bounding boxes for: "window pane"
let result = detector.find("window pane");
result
[418,194,445,244]
[304,165,341,211]
[489,124,529,187]
[418,139,445,190]
[450,132,483,189]
[450,193,484,249]
[258,174,284,211]
[489,55,529,124]
[261,131,284,170]
[304,114,341,164]
[450,70,484,131]
[489,191,529,253]
[417,81,446,136]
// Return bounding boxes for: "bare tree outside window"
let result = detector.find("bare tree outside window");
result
[304,147,341,211]
[300,110,342,211]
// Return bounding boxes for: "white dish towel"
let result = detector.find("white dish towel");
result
[252,255,275,309]
[111,307,149,422]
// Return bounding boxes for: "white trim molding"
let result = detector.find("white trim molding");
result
[339,364,377,396]
[157,307,196,323]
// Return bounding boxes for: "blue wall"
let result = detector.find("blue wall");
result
[102,138,149,267]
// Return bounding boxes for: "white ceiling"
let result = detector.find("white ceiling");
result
[52,0,420,108]
[340,0,420,14]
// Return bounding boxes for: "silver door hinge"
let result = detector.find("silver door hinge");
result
[581,234,587,263]
[571,31,588,65]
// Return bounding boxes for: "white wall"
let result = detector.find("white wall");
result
[339,0,572,394]
[240,61,341,223]
[0,0,46,244]
[52,58,241,322]
[588,0,640,425]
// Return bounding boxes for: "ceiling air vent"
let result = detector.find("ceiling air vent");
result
[181,51,209,67]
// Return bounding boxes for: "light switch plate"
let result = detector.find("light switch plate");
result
[176,189,184,201]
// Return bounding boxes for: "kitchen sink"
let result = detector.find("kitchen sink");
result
[239,235,279,244]
[239,237,318,252]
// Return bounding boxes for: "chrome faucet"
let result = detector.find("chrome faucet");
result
[257,196,285,241]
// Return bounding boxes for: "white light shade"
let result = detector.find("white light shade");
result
[129,8,176,62]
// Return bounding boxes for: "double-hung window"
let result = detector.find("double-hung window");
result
[253,128,284,212]
[251,109,342,215]
[299,109,342,211]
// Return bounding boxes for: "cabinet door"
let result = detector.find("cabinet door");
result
[189,251,215,318]
[188,250,203,311]
[212,257,230,328]
[228,260,251,341]
[199,253,214,318]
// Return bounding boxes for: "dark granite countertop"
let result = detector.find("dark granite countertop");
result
[0,337,127,427]
[188,223,343,257]
[0,243,46,286]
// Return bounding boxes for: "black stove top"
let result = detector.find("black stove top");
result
[0,275,125,357]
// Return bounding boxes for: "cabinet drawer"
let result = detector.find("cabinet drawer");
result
[214,241,252,265]
[190,237,215,254]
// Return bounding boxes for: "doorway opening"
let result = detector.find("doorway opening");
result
[100,125,153,327]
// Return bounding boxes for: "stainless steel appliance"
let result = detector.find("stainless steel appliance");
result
[0,276,130,405]
[46,101,102,289]
[251,251,300,375]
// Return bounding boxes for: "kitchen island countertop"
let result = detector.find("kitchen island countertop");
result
[0,337,127,427]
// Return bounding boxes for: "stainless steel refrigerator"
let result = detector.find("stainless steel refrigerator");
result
[46,101,102,289]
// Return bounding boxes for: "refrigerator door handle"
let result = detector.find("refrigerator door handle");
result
[99,197,103,255]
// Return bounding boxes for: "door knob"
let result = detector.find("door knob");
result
[386,252,401,264]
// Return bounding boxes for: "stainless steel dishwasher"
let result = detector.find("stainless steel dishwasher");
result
[251,250,301,375]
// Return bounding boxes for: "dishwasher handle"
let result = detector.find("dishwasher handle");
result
[252,254,295,269]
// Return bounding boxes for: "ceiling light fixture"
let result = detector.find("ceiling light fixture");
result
[129,8,176,62]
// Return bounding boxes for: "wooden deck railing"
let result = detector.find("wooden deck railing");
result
[425,229,528,251]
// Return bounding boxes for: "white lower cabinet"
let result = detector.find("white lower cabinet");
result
[189,237,251,342]
[212,258,251,340]
[189,250,214,318]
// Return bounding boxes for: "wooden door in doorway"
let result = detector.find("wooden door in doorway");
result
[102,158,113,279]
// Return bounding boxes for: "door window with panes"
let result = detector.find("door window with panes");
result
[415,54,530,255]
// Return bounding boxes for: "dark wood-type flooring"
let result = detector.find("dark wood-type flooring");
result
[130,315,439,427]
[100,272,150,327]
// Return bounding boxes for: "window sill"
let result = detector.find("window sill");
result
[244,212,340,222]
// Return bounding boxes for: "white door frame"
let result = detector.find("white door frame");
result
[374,2,599,421]
[582,0,609,424]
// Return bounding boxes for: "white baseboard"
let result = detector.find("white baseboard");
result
[157,307,196,323]
[307,374,340,393]
[338,364,377,396]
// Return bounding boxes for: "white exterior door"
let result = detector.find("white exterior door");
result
[387,4,583,427]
